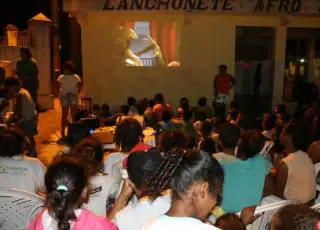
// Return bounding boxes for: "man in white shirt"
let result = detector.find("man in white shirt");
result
[108,148,170,230]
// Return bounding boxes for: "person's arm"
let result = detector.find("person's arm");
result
[274,161,288,199]
[229,74,236,86]
[75,75,82,93]
[107,179,133,220]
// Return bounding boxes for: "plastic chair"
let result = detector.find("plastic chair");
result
[250,195,293,230]
[0,188,45,230]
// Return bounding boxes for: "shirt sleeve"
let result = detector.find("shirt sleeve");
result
[74,74,82,83]
[57,75,63,83]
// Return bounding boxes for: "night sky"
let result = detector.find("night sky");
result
[0,0,51,35]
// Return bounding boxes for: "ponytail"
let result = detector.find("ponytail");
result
[147,148,185,197]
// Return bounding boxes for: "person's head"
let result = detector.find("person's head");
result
[237,131,265,160]
[70,137,104,177]
[20,47,32,60]
[280,122,312,152]
[127,96,137,107]
[200,138,216,154]
[219,64,227,74]
[180,97,189,108]
[148,149,224,220]
[114,118,143,152]
[66,121,91,146]
[0,127,27,157]
[218,123,240,149]
[201,120,213,138]
[227,111,239,122]
[162,110,172,122]
[158,129,189,153]
[183,108,193,122]
[216,213,245,230]
[92,104,101,114]
[154,93,164,104]
[263,113,277,131]
[275,104,286,115]
[238,114,260,133]
[271,204,320,230]
[63,61,77,74]
[126,148,163,197]
[120,104,130,116]
[198,97,207,107]
[136,100,147,115]
[101,103,110,113]
[4,76,22,97]
[149,99,155,108]
[45,155,88,230]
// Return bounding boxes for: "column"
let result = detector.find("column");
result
[272,26,287,107]
[308,38,316,82]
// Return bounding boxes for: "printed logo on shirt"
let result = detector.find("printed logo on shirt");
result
[0,165,28,175]
[89,186,102,195]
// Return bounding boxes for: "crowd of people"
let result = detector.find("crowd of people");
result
[1,76,320,229]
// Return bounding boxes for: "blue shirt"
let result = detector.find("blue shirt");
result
[221,155,270,213]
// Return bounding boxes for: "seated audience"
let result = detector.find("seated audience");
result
[275,122,316,203]
[182,109,197,142]
[117,105,131,124]
[213,123,240,164]
[144,109,162,132]
[177,97,190,119]
[195,96,213,119]
[28,156,116,230]
[143,149,223,230]
[194,111,208,136]
[199,120,216,154]
[153,93,173,121]
[0,127,46,194]
[108,148,170,230]
[92,104,101,117]
[158,130,189,154]
[211,116,226,142]
[261,113,277,140]
[160,110,176,131]
[132,100,146,128]
[270,204,320,230]
[226,111,238,125]
[71,137,120,216]
[221,131,270,213]
[127,96,138,115]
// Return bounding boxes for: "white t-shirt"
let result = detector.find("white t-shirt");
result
[57,74,81,95]
[0,156,46,193]
[113,195,171,230]
[84,174,120,217]
[143,215,220,230]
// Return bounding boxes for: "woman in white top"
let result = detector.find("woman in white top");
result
[108,148,170,230]
[0,127,46,194]
[275,122,316,203]
[57,61,82,138]
[71,136,120,217]
[143,149,223,230]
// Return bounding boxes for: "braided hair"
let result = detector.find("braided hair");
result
[45,155,88,230]
[147,149,224,200]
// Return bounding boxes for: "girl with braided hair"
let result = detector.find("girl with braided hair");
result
[28,155,117,230]
[143,149,224,230]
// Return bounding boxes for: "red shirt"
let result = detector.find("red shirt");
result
[215,74,233,95]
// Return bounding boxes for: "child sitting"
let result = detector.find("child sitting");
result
[28,155,117,230]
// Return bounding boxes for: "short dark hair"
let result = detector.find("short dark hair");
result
[92,104,101,112]
[237,131,265,160]
[201,120,213,137]
[45,155,88,230]
[4,76,22,88]
[120,104,130,115]
[70,136,104,176]
[66,120,91,146]
[148,149,224,200]
[136,101,147,115]
[200,138,216,154]
[219,64,227,70]
[20,48,32,59]
[127,148,163,193]
[272,204,320,230]
[197,111,207,122]
[101,104,110,112]
[127,96,137,106]
[154,93,164,104]
[216,213,245,230]
[158,130,189,153]
[219,123,240,148]
[114,118,143,152]
[63,61,77,74]
[284,122,312,152]
[198,97,207,107]
[0,127,26,157]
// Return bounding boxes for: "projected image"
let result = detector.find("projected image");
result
[112,21,180,67]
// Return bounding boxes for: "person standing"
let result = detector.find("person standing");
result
[214,65,235,116]
[16,48,39,110]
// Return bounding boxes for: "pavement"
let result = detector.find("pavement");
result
[35,99,65,166]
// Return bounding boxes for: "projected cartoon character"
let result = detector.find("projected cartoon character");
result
[112,26,165,67]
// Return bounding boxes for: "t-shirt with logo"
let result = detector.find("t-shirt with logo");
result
[84,174,120,217]
[0,156,46,193]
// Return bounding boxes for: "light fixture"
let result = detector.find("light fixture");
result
[300,58,305,63]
